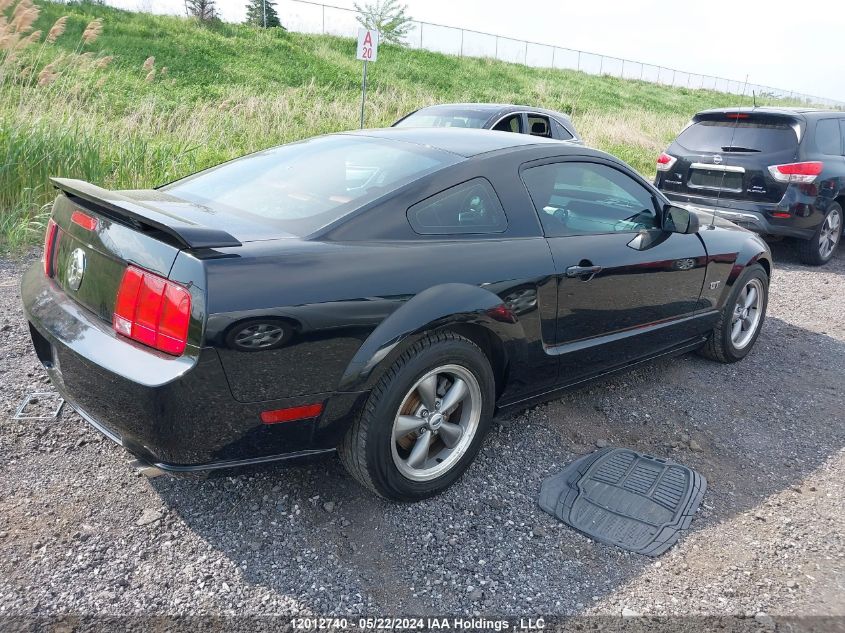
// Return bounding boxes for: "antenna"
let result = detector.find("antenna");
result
[710,74,750,228]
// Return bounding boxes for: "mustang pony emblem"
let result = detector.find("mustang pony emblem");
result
[66,248,86,291]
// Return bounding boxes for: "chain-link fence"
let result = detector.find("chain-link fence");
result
[276,0,844,109]
[95,0,843,108]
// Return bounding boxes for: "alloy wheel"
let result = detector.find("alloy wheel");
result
[731,278,765,350]
[390,364,482,482]
[819,209,842,260]
[233,323,285,349]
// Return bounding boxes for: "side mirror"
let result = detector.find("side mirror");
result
[664,204,700,234]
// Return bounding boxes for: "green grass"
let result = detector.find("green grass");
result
[0,0,812,250]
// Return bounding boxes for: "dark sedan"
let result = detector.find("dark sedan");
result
[393,103,582,143]
[23,128,771,501]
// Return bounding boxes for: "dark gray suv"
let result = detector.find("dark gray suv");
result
[655,107,844,265]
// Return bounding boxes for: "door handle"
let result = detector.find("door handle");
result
[565,264,603,280]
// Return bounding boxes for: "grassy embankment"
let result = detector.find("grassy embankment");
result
[0,0,789,249]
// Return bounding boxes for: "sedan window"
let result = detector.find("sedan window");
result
[394,108,491,129]
[527,115,552,138]
[492,114,522,133]
[407,178,508,235]
[522,162,658,237]
[550,118,573,140]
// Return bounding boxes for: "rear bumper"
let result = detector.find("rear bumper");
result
[21,263,367,471]
[663,192,821,240]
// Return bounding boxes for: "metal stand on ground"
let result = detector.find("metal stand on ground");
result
[360,60,367,129]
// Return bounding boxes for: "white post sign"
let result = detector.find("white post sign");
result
[357,28,378,62]
[357,28,378,128]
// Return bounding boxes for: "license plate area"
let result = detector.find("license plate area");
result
[688,168,743,193]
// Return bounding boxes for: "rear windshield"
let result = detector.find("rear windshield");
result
[163,135,459,236]
[675,119,798,154]
[395,108,492,129]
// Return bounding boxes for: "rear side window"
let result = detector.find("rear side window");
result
[815,119,842,155]
[527,114,552,138]
[675,120,798,154]
[841,120,845,156]
[407,178,507,235]
[551,118,573,140]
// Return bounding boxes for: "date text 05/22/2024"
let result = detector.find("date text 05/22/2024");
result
[290,617,547,631]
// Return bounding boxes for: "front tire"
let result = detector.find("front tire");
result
[699,264,768,363]
[797,203,842,266]
[338,331,495,501]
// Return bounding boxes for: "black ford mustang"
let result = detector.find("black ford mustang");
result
[22,128,771,501]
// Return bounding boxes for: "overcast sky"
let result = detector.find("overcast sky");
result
[121,0,845,102]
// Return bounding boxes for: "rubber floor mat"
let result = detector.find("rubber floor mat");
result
[539,447,706,556]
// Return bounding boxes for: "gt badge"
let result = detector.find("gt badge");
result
[67,248,86,291]
[709,280,721,290]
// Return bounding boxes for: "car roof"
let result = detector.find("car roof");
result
[345,127,567,158]
[695,106,843,118]
[409,102,574,121]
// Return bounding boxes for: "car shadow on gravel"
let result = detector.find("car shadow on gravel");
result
[767,238,845,275]
[146,314,845,615]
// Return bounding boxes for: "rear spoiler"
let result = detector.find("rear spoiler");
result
[693,110,802,125]
[50,178,241,249]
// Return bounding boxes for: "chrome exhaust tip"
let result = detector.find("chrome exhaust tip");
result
[128,458,166,478]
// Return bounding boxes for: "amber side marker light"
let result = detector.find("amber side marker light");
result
[260,403,323,424]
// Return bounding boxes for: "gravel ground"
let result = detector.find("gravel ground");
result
[0,241,843,622]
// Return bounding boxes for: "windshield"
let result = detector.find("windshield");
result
[163,135,459,236]
[395,108,492,129]
[676,119,798,153]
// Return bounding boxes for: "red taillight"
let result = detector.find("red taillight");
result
[113,265,192,356]
[725,113,750,119]
[656,152,677,172]
[260,403,323,424]
[768,161,824,184]
[71,210,98,231]
[771,211,792,219]
[43,219,58,277]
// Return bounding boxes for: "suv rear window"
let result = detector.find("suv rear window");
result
[675,120,798,154]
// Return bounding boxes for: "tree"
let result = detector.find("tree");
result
[353,0,413,45]
[244,0,282,28]
[185,0,217,22]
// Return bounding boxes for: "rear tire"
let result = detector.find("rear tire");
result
[698,264,768,363]
[338,331,495,501]
[796,203,842,266]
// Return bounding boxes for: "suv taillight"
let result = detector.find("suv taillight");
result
[43,219,58,277]
[656,152,677,171]
[768,161,824,184]
[113,265,192,356]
